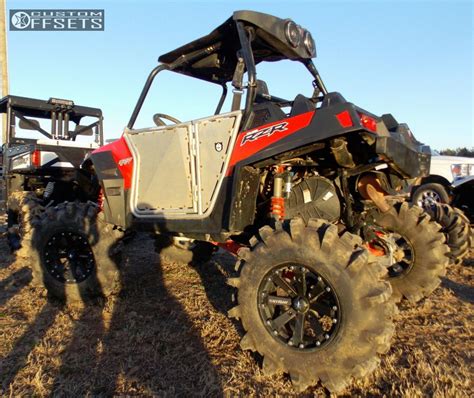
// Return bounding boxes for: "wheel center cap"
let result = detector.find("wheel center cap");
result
[293,297,309,313]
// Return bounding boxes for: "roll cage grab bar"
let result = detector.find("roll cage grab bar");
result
[126,23,328,130]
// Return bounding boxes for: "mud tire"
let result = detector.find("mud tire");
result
[20,202,123,302]
[230,218,395,393]
[371,202,449,302]
[424,203,471,263]
[7,191,44,252]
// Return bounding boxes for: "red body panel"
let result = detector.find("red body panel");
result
[335,110,353,128]
[93,136,134,189]
[226,111,315,176]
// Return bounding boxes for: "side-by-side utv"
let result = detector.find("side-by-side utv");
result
[0,96,103,250]
[20,11,448,393]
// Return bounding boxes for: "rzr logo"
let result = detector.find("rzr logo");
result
[118,157,133,167]
[241,122,289,146]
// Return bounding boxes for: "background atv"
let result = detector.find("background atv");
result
[23,11,448,393]
[0,96,103,251]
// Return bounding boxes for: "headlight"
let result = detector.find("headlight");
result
[11,153,31,170]
[451,163,473,180]
[285,20,301,48]
[303,31,316,57]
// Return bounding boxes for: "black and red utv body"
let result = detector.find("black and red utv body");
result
[89,10,429,240]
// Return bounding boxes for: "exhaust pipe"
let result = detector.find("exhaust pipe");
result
[331,138,355,168]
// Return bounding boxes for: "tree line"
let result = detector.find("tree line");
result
[439,147,474,157]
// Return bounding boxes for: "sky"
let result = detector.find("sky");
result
[4,0,473,150]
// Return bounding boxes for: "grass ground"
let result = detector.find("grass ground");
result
[0,213,472,397]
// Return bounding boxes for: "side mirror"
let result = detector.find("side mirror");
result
[72,125,94,136]
[19,119,41,130]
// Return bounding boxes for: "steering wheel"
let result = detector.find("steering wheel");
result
[153,113,182,127]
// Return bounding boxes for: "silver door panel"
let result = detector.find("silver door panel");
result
[126,111,242,219]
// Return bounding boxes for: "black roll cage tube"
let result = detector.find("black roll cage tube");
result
[127,27,328,130]
[6,108,104,145]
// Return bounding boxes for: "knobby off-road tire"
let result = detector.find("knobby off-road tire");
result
[456,209,474,250]
[228,218,395,393]
[371,202,449,302]
[424,203,471,263]
[154,235,216,265]
[20,202,123,302]
[7,191,44,252]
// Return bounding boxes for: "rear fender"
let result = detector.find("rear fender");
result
[87,136,133,228]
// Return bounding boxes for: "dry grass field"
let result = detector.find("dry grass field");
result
[0,211,472,397]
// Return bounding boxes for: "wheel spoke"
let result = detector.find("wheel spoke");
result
[271,274,298,297]
[295,268,307,296]
[272,309,296,330]
[398,258,410,266]
[291,313,305,346]
[267,295,292,306]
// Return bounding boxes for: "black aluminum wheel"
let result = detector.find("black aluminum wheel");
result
[387,233,415,278]
[258,263,340,350]
[370,231,415,279]
[43,231,95,284]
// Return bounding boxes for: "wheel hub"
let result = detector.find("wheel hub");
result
[258,264,340,351]
[42,231,95,284]
[292,297,310,313]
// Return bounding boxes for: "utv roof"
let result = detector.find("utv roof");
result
[158,10,316,83]
[0,95,102,124]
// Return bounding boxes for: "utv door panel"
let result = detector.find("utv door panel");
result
[195,113,241,213]
[127,111,241,219]
[127,123,196,214]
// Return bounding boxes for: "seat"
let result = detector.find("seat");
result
[289,94,314,117]
[248,80,287,129]
[320,92,346,108]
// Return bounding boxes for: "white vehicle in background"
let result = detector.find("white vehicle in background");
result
[413,145,474,208]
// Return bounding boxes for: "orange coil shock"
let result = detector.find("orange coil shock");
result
[271,196,285,220]
[271,168,285,220]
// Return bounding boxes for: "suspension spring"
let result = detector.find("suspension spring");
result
[270,196,285,220]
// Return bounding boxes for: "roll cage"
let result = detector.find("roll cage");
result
[127,10,328,131]
[0,95,104,146]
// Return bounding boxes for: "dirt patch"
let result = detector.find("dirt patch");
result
[0,215,472,397]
